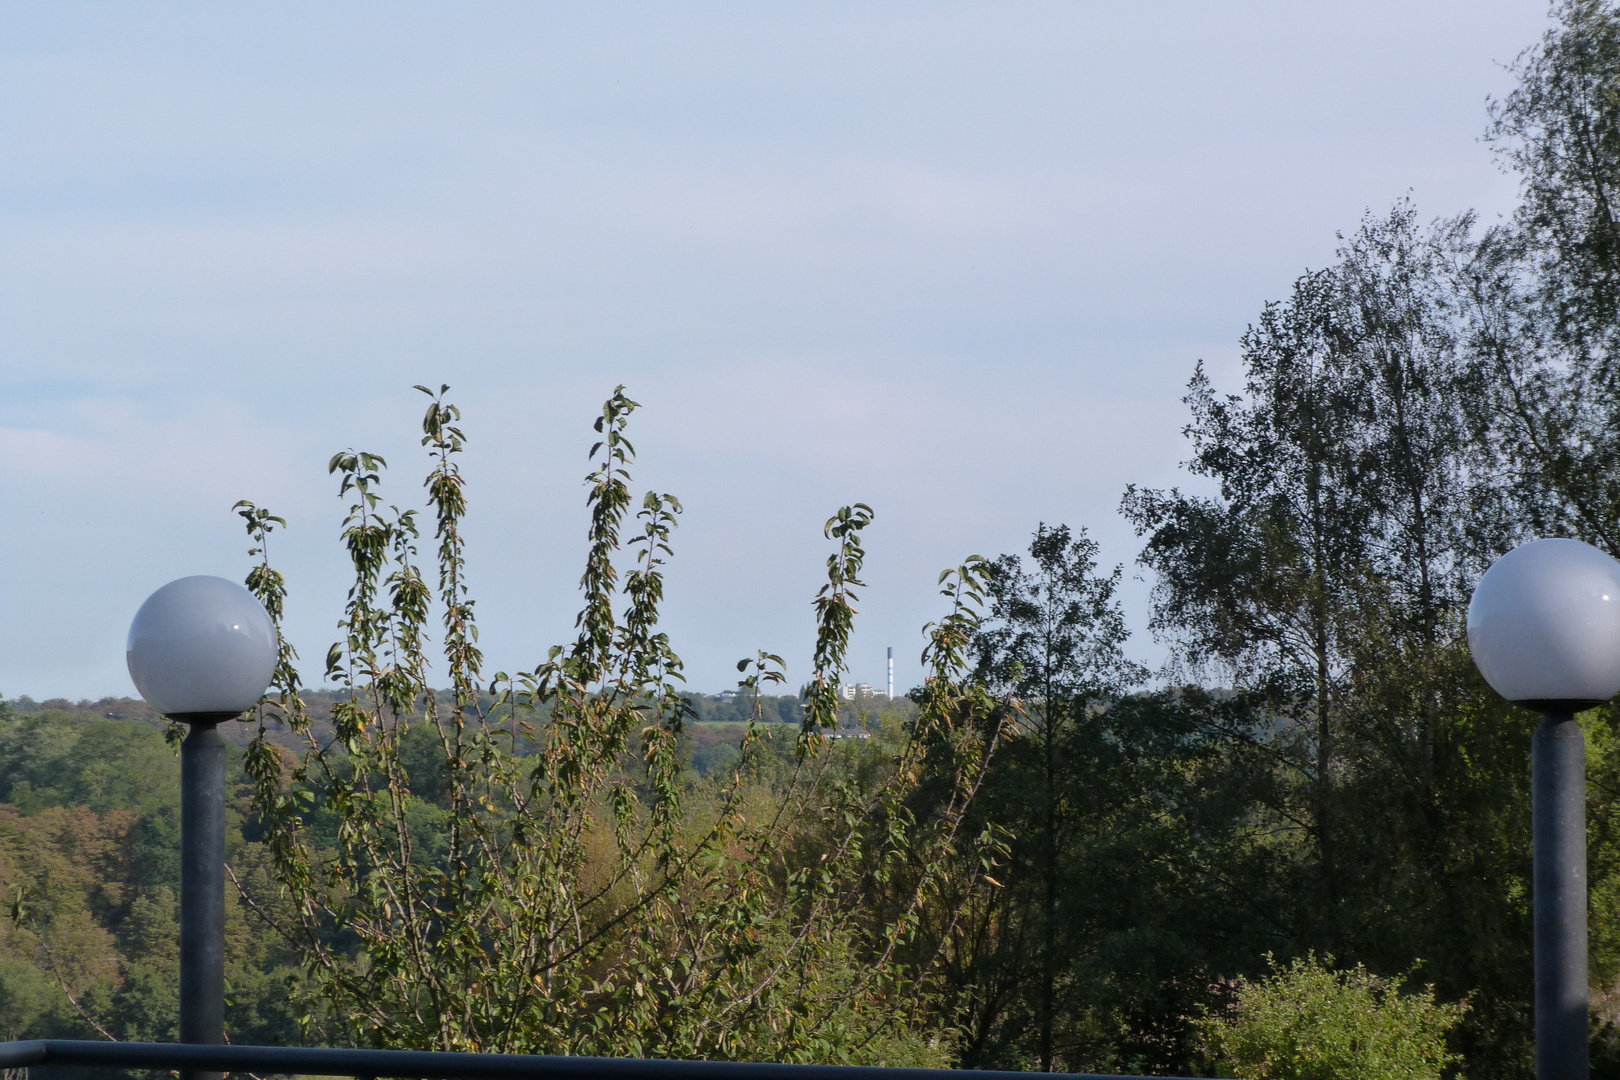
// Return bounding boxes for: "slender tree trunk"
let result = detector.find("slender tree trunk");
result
[1315,621,1335,916]
[1387,345,1442,790]
[1040,693,1057,1071]
[1309,469,1338,938]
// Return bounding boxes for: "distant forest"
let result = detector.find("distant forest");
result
[11,690,819,738]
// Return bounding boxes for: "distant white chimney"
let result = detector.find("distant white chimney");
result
[887,647,894,699]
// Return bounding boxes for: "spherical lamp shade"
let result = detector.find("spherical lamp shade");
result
[126,576,279,717]
[1467,538,1620,709]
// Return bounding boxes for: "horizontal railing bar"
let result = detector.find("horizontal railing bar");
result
[1,1041,1200,1080]
[0,1041,46,1070]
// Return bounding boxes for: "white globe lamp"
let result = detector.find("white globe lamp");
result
[1469,537,1620,1080]
[1467,538,1620,709]
[127,575,278,719]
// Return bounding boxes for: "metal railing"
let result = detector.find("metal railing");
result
[0,1040,1191,1080]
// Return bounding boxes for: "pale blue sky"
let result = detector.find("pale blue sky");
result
[0,2,1548,699]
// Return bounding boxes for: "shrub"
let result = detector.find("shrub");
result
[1199,953,1466,1080]
[231,386,1010,1060]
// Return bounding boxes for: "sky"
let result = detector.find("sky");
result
[0,2,1553,701]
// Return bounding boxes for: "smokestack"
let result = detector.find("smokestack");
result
[887,647,894,700]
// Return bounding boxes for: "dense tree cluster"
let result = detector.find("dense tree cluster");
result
[0,699,300,1050]
[925,5,1620,1073]
[9,4,1620,1077]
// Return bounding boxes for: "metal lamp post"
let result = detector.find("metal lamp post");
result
[126,576,279,1080]
[1468,538,1620,1080]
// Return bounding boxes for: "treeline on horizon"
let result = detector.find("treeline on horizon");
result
[0,692,822,792]
[0,690,813,732]
[11,5,1620,1078]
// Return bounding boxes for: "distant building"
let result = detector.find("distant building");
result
[715,690,739,702]
[839,682,878,701]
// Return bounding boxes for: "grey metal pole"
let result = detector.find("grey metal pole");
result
[1533,710,1588,1080]
[180,719,227,1080]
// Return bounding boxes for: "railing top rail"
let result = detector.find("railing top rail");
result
[0,1041,1203,1080]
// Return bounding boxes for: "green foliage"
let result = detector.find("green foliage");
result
[232,385,1006,1060]
[934,522,1296,1073]
[0,711,179,819]
[1118,202,1541,1076]
[956,524,1142,1072]
[0,701,304,1050]
[1475,0,1620,550]
[1199,955,1465,1080]
[688,695,805,726]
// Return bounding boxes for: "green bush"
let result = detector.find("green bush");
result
[1199,954,1466,1080]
